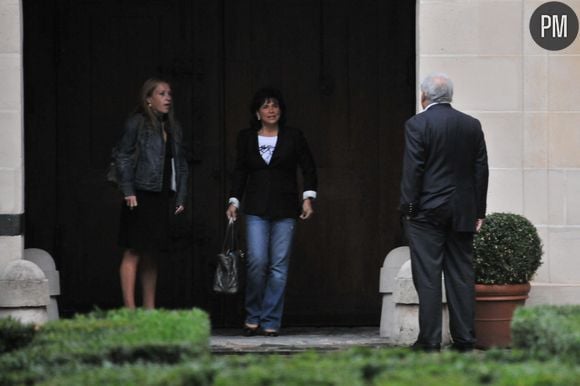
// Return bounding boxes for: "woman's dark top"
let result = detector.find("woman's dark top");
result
[230,126,317,219]
[118,132,174,252]
[115,113,188,206]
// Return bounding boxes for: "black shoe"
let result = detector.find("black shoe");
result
[449,342,475,352]
[410,341,441,353]
[242,324,260,337]
[262,330,279,337]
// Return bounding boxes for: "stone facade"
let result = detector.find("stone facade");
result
[0,1,579,320]
[0,1,49,323]
[417,0,580,301]
[0,0,23,218]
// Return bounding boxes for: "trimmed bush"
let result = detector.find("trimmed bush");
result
[0,317,36,354]
[4,343,580,385]
[474,212,543,284]
[33,308,210,364]
[212,348,580,386]
[512,305,580,363]
[4,306,580,385]
[37,363,215,386]
[0,308,210,385]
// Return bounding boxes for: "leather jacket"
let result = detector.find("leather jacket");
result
[115,113,189,206]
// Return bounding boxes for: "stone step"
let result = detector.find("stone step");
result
[210,327,391,354]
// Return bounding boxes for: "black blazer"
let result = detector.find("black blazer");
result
[400,103,489,232]
[230,126,317,219]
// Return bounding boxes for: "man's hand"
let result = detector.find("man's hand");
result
[400,202,417,219]
[476,218,485,232]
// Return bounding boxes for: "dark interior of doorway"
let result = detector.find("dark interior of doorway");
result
[23,0,415,327]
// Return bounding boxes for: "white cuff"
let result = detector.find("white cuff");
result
[303,191,317,200]
[228,197,240,208]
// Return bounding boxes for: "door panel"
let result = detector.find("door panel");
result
[223,0,415,325]
[24,0,414,325]
[26,0,200,314]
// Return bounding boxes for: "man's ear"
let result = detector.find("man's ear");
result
[420,92,428,109]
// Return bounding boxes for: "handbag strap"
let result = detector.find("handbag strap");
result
[221,218,237,253]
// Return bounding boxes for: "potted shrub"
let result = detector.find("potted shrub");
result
[473,212,543,349]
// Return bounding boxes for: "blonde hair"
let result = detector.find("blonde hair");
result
[135,78,176,129]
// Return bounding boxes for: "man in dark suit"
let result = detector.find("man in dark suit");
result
[400,73,489,352]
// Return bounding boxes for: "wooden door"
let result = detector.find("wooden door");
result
[24,0,203,314]
[24,0,414,325]
[222,0,415,325]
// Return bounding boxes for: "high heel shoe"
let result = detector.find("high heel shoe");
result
[243,324,260,337]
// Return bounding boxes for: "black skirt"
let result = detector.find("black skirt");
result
[118,137,174,254]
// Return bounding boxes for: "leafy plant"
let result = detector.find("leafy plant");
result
[473,213,543,284]
[0,318,36,354]
[0,308,210,385]
[512,305,580,363]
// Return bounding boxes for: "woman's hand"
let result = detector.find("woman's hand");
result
[124,195,138,210]
[300,199,314,220]
[226,204,238,221]
[175,205,185,215]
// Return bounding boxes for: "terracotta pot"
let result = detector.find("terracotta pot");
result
[474,283,531,349]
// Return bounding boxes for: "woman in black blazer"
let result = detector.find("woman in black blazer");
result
[226,88,317,336]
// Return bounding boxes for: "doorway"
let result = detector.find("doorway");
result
[23,0,415,326]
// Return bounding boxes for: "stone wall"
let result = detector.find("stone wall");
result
[1,1,579,313]
[0,1,49,323]
[417,0,580,296]
[0,0,24,265]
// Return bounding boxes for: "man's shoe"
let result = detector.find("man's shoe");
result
[449,342,475,352]
[410,341,441,353]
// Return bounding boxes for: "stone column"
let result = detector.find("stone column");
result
[0,0,24,264]
[0,0,49,324]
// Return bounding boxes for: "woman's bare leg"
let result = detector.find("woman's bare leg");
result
[140,254,158,309]
[120,249,139,308]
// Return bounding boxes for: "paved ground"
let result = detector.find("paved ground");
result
[210,327,396,354]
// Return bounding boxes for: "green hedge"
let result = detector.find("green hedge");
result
[211,349,580,386]
[512,305,580,362]
[0,317,36,354]
[26,348,580,386]
[37,363,215,386]
[34,308,210,364]
[0,308,210,385]
[3,306,580,385]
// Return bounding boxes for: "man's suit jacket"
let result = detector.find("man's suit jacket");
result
[231,126,317,219]
[400,103,489,232]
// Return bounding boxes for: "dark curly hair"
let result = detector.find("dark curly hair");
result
[249,87,287,129]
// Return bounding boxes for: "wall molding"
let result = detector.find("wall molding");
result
[0,214,24,236]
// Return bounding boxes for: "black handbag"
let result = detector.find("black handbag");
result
[213,220,244,294]
[106,147,120,187]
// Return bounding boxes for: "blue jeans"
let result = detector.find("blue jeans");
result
[245,215,296,331]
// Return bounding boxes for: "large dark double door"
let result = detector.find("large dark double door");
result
[24,0,415,326]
